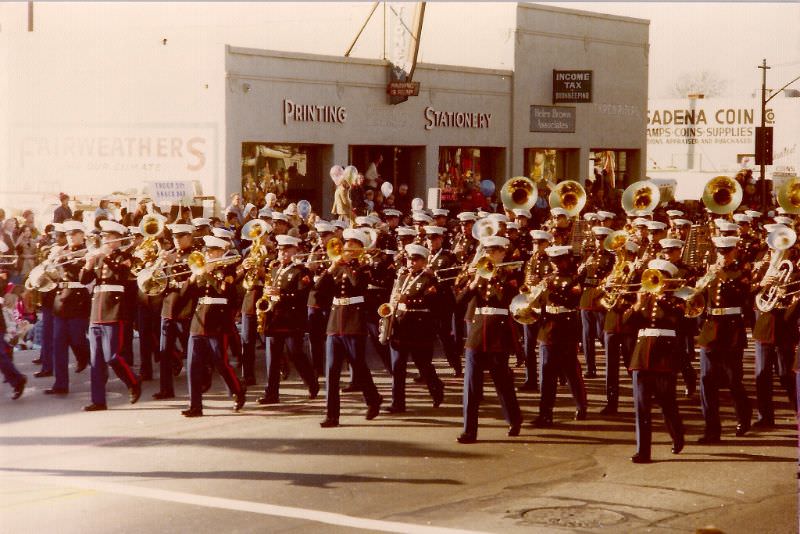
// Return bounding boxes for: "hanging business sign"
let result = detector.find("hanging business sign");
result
[553,70,593,103]
[530,105,576,133]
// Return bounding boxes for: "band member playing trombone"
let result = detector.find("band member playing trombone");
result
[455,235,522,443]
[385,244,444,413]
[47,220,91,395]
[181,235,246,417]
[424,225,462,377]
[80,220,141,411]
[258,235,320,405]
[578,226,616,379]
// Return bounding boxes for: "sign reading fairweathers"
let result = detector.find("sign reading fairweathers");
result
[647,100,775,146]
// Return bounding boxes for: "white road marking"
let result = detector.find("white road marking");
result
[12,474,484,534]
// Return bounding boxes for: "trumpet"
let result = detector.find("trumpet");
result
[474,256,524,279]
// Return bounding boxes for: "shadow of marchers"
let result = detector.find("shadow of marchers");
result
[0,466,463,488]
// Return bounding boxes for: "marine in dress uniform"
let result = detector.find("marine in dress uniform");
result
[181,235,246,417]
[623,260,686,464]
[532,245,588,427]
[518,230,554,391]
[307,221,336,377]
[385,244,445,413]
[47,220,91,395]
[32,226,64,379]
[455,235,522,443]
[79,220,141,411]
[451,212,478,353]
[316,229,383,427]
[577,226,615,378]
[424,225,462,377]
[258,235,320,404]
[358,217,394,378]
[235,227,270,387]
[152,224,196,400]
[130,226,163,382]
[695,236,752,443]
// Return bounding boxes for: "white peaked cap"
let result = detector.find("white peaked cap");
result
[404,244,430,258]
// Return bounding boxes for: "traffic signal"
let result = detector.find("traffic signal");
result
[755,126,774,165]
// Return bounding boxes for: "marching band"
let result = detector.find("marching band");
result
[5,171,800,464]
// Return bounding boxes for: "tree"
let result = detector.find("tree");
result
[671,70,728,98]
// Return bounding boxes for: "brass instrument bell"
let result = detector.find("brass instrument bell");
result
[501,176,538,211]
[621,180,661,214]
[602,230,628,252]
[548,180,586,217]
[702,175,743,215]
[777,176,800,215]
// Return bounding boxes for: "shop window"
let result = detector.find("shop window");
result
[241,143,324,210]
[438,147,499,209]
[524,148,571,185]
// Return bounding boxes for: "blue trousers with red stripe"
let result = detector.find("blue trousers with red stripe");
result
[187,334,242,411]
[88,322,139,405]
[539,342,588,419]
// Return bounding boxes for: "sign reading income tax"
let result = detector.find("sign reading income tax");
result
[553,70,593,103]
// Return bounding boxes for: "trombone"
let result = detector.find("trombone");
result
[474,256,524,279]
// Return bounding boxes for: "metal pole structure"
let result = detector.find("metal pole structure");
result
[27,1,33,32]
[344,2,380,58]
[758,59,770,211]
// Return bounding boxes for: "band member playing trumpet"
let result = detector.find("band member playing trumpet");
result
[424,225,462,377]
[258,235,320,405]
[518,230,554,391]
[80,220,141,411]
[152,224,197,400]
[316,229,383,427]
[306,221,336,377]
[623,259,686,464]
[455,235,522,444]
[385,244,444,413]
[181,236,246,417]
[47,220,91,395]
[532,245,588,427]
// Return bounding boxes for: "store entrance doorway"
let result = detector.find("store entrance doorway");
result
[349,145,425,208]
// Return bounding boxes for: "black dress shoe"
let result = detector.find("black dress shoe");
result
[599,405,618,415]
[432,388,444,408]
[531,416,553,428]
[173,359,184,377]
[75,359,89,374]
[584,371,598,379]
[384,405,406,414]
[33,370,53,378]
[735,421,751,437]
[631,453,651,464]
[181,407,203,417]
[341,383,362,393]
[366,396,383,420]
[12,377,26,400]
[671,435,685,454]
[152,391,175,400]
[308,382,320,400]
[574,408,588,421]
[83,403,107,412]
[319,418,339,428]
[696,434,721,444]
[257,395,279,405]
[234,387,247,412]
[517,381,538,392]
[457,433,477,444]
[44,387,68,395]
[752,418,775,429]
[508,422,522,437]
[129,382,142,404]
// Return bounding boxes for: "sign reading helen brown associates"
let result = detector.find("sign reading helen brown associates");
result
[553,70,593,103]
[530,105,576,133]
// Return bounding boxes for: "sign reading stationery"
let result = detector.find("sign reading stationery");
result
[553,70,593,103]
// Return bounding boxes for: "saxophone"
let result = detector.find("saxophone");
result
[377,266,407,345]
[256,259,281,334]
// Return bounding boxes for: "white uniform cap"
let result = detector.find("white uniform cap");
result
[203,235,229,249]
[480,235,510,249]
[63,220,86,233]
[432,208,449,217]
[512,208,531,218]
[712,236,740,248]
[648,259,678,277]
[732,213,752,223]
[457,212,477,222]
[169,223,195,235]
[545,245,573,258]
[583,212,598,221]
[404,243,430,259]
[412,211,433,224]
[314,222,335,233]
[486,213,508,223]
[744,210,762,218]
[354,216,372,227]
[477,210,491,219]
[99,220,128,234]
[212,228,234,239]
[713,218,728,229]
[767,210,776,218]
[284,203,298,216]
[342,228,368,246]
[52,223,66,233]
[530,230,554,241]
[645,220,668,231]
[383,209,402,218]
[774,216,793,226]
[777,207,787,214]
[666,210,684,218]
[395,226,416,237]
[506,222,519,231]
[591,226,613,236]
[550,207,568,217]
[243,203,256,215]
[331,220,348,229]
[625,241,640,253]
[597,210,616,220]
[258,207,273,218]
[718,222,739,232]
[423,225,446,236]
[632,218,649,227]
[271,212,289,222]
[192,218,211,228]
[659,238,685,249]
[128,226,141,235]
[276,235,302,247]
[365,215,381,226]
[672,218,692,227]
[763,223,789,233]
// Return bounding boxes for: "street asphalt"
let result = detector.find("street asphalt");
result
[0,337,797,533]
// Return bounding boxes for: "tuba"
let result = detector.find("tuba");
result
[132,214,165,274]
[501,176,538,211]
[776,176,800,215]
[755,226,797,312]
[549,180,586,217]
[702,175,743,215]
[240,219,271,291]
[622,180,661,214]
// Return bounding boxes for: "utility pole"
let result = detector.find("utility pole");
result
[758,59,770,211]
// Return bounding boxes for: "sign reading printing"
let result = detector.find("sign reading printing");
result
[283,99,346,124]
[530,105,576,133]
[146,180,196,204]
[553,70,593,103]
